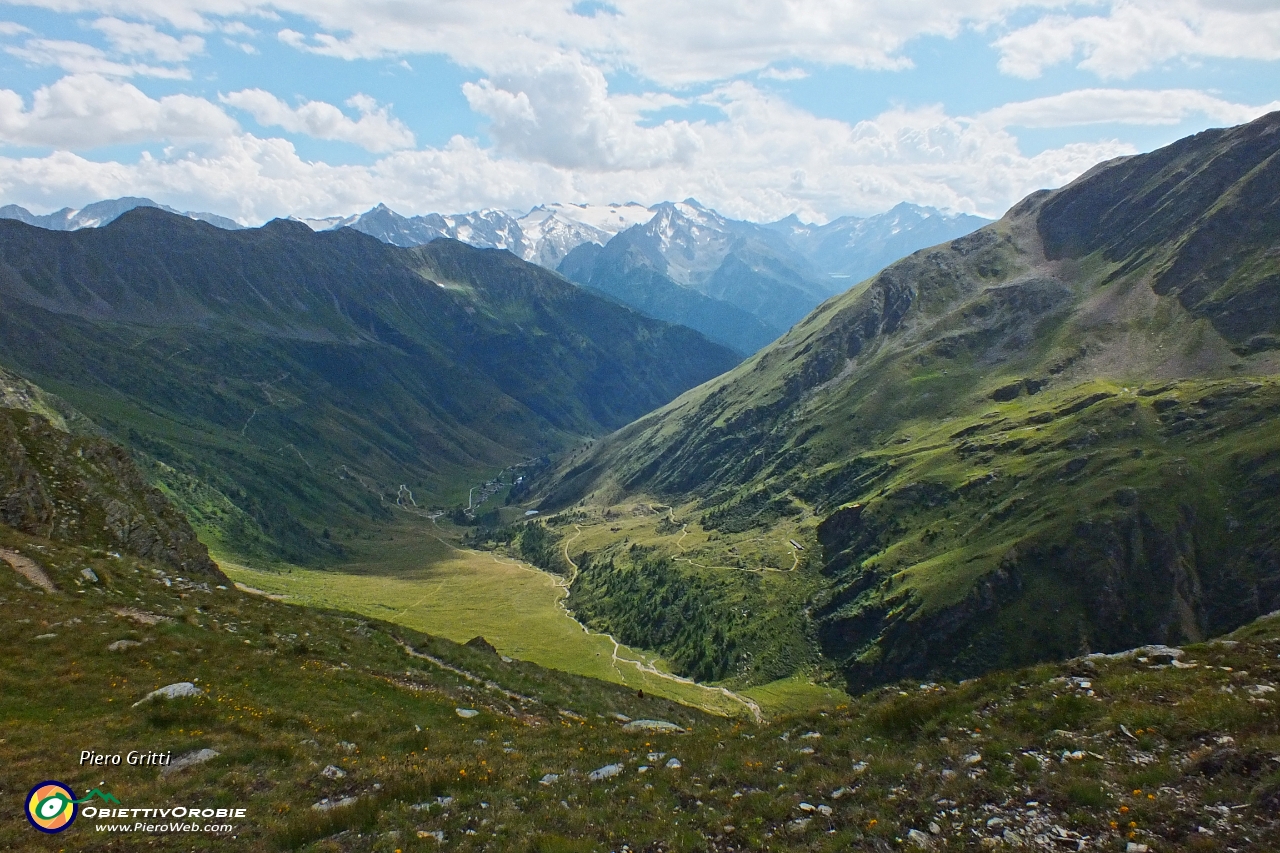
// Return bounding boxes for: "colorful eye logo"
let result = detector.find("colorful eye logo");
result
[26,781,77,833]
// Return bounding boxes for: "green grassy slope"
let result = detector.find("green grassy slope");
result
[2,405,1277,851]
[3,519,1278,851]
[0,210,740,563]
[529,111,1280,693]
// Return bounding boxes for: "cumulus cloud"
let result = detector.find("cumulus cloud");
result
[0,73,238,148]
[981,88,1280,128]
[462,54,701,169]
[0,81,1146,224]
[220,89,414,152]
[995,1,1280,79]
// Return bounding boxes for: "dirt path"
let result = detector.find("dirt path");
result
[664,509,797,575]
[560,525,765,723]
[1,547,56,592]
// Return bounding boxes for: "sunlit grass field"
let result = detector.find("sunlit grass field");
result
[217,519,755,717]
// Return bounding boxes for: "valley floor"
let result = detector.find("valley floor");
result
[217,518,775,719]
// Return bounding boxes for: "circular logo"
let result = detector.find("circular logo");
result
[26,781,77,833]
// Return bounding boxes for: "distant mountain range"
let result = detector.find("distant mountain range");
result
[0,196,241,231]
[315,199,990,354]
[0,195,989,355]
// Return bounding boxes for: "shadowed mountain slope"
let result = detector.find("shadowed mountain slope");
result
[0,209,739,562]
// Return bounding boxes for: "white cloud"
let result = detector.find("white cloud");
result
[759,67,809,81]
[0,81,1143,224]
[0,73,238,148]
[91,17,204,61]
[0,21,32,36]
[981,88,1280,128]
[7,37,192,78]
[462,54,701,169]
[4,1,1279,87]
[220,89,414,152]
[2,1,1027,84]
[996,1,1280,79]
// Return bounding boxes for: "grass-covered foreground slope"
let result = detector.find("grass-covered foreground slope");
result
[0,209,739,563]
[3,519,1279,852]
[530,111,1280,693]
[2,407,1278,851]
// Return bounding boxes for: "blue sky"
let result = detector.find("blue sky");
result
[0,1,1276,224]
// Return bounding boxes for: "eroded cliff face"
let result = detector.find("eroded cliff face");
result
[0,408,223,579]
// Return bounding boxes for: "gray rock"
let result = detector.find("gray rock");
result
[160,748,219,777]
[132,681,203,707]
[108,639,142,651]
[321,765,347,780]
[588,763,623,781]
[539,773,560,786]
[908,828,933,848]
[311,796,358,811]
[81,568,99,582]
[622,719,685,733]
[665,757,682,769]
[455,708,479,719]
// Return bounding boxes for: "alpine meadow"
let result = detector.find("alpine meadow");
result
[1,4,1279,850]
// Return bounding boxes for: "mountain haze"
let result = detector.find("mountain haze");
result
[769,202,993,284]
[533,111,1280,691]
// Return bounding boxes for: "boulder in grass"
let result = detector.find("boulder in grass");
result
[455,708,479,719]
[160,749,219,778]
[588,764,623,781]
[312,797,358,811]
[621,719,685,734]
[132,682,203,707]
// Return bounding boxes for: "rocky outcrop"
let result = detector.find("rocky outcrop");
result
[0,407,223,580]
